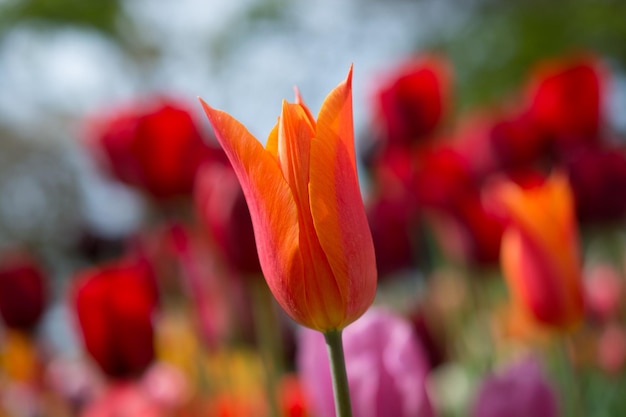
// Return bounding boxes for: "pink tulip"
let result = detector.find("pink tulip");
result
[297,308,434,417]
[471,356,559,417]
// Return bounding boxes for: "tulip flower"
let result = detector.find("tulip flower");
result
[374,56,450,147]
[566,147,626,224]
[85,98,222,201]
[72,257,158,379]
[413,146,505,267]
[199,66,377,332]
[488,112,548,173]
[471,356,559,417]
[297,308,434,417]
[366,184,420,278]
[496,173,583,329]
[195,163,262,276]
[526,56,604,152]
[0,252,48,331]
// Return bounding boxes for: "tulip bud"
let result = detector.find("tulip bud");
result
[0,252,47,331]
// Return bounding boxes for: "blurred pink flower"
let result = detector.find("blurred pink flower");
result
[597,323,626,375]
[471,356,559,417]
[297,308,434,417]
[584,263,624,321]
[80,382,163,417]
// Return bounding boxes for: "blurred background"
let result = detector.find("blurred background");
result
[1,0,626,416]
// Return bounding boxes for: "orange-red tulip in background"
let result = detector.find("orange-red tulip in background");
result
[199,66,377,332]
[496,173,584,330]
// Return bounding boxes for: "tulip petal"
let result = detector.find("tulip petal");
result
[294,87,317,128]
[309,83,377,327]
[199,100,307,321]
[501,228,573,326]
[316,65,357,174]
[266,120,280,162]
[278,101,315,204]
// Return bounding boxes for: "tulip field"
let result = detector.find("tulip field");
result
[1,1,626,416]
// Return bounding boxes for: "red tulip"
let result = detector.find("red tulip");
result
[86,98,221,200]
[200,66,377,331]
[489,112,548,172]
[73,257,158,378]
[374,56,450,147]
[413,145,474,210]
[366,184,420,278]
[413,145,505,266]
[566,147,626,224]
[194,163,262,276]
[527,56,605,151]
[0,252,47,331]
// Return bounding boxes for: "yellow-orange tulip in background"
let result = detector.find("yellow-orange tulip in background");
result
[496,173,584,331]
[199,66,377,332]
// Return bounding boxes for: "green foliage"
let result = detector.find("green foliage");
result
[426,0,626,113]
[0,0,121,36]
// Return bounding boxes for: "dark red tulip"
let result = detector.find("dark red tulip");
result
[86,98,222,200]
[73,257,158,379]
[413,145,474,210]
[451,192,506,266]
[194,163,262,276]
[374,56,450,147]
[0,252,47,331]
[366,185,419,277]
[413,146,505,266]
[566,147,626,224]
[489,112,548,172]
[527,56,605,152]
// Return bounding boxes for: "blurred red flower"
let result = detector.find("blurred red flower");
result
[366,185,420,278]
[526,56,605,152]
[413,145,474,210]
[73,256,158,379]
[413,146,505,266]
[194,163,262,276]
[0,252,48,331]
[86,98,222,201]
[373,56,450,148]
[488,112,548,173]
[565,147,626,224]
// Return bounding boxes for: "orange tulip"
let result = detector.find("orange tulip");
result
[199,66,377,331]
[496,173,583,330]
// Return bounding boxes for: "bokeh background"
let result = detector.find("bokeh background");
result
[1,0,626,416]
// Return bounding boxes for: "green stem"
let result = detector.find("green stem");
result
[250,279,282,417]
[556,336,583,417]
[324,329,353,417]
